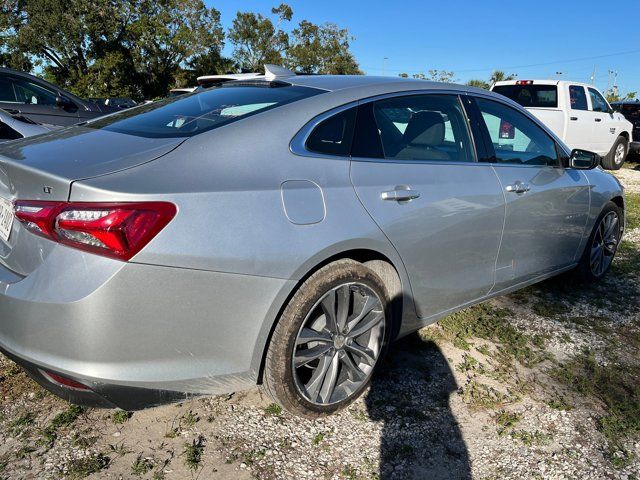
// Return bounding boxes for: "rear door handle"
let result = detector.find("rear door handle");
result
[381,186,420,202]
[505,182,530,194]
[595,118,602,122]
[570,117,578,121]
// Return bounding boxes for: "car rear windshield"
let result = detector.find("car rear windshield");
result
[85,84,324,138]
[492,85,558,108]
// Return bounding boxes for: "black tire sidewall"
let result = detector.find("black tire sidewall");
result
[575,201,623,281]
[603,136,628,170]
[263,260,391,418]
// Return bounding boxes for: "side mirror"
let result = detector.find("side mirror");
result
[569,149,600,170]
[55,95,73,109]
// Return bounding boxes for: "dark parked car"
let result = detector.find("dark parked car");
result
[0,68,118,126]
[611,100,640,155]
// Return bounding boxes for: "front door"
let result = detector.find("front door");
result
[471,96,590,290]
[349,94,505,319]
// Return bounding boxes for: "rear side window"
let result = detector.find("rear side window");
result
[0,122,22,140]
[492,85,558,108]
[371,94,474,162]
[588,88,609,112]
[569,86,588,110]
[86,84,323,138]
[305,107,356,156]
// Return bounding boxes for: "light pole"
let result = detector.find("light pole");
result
[383,57,388,77]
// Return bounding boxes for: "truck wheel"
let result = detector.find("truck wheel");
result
[601,136,628,170]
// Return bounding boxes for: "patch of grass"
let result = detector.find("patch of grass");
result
[66,453,110,478]
[440,303,547,367]
[9,411,36,436]
[476,344,491,356]
[180,410,199,427]
[183,435,205,470]
[312,432,324,445]
[494,410,521,435]
[461,379,519,409]
[112,410,131,424]
[456,353,479,373]
[532,300,569,318]
[242,449,266,466]
[264,403,282,416]
[42,404,86,447]
[624,192,640,231]
[551,350,640,466]
[511,429,554,446]
[547,398,573,411]
[131,454,154,476]
[341,464,358,479]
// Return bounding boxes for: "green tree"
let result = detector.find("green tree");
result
[0,0,225,99]
[400,69,456,82]
[227,3,292,72]
[489,70,516,85]
[466,79,490,89]
[286,20,360,74]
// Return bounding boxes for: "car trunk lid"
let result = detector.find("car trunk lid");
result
[0,127,185,275]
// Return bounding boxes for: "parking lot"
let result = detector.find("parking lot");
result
[0,163,636,479]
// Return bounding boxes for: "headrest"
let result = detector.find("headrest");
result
[403,111,445,146]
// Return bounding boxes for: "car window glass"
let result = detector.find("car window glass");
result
[588,88,609,112]
[476,97,559,166]
[569,85,588,111]
[306,107,356,156]
[372,94,474,162]
[12,78,58,106]
[492,84,558,108]
[0,77,17,103]
[86,84,323,138]
[0,121,22,140]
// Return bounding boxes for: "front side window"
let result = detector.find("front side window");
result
[569,85,588,111]
[371,94,474,162]
[305,107,356,156]
[12,78,57,106]
[476,97,559,166]
[86,84,323,138]
[588,88,609,112]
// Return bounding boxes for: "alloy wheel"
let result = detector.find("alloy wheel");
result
[590,211,620,276]
[292,282,385,406]
[614,143,626,165]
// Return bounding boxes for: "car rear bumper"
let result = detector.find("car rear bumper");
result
[0,245,294,408]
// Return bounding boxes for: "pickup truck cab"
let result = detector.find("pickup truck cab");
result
[491,80,633,169]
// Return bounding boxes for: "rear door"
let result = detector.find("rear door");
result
[469,95,590,289]
[565,85,595,151]
[349,93,505,319]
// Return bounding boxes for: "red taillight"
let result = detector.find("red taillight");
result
[14,201,176,261]
[40,370,91,391]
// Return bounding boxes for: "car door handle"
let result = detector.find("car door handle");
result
[505,182,530,194]
[570,117,578,121]
[595,118,602,122]
[381,186,420,202]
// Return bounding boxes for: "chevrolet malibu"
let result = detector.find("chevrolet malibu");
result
[0,67,624,417]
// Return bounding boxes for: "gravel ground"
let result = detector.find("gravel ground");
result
[1,164,639,480]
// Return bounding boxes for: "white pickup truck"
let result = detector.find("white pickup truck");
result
[491,80,634,169]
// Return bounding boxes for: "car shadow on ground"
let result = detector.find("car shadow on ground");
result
[365,334,471,480]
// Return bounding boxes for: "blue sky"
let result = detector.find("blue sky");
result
[206,0,640,95]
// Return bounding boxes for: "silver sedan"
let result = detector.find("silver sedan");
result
[0,66,624,417]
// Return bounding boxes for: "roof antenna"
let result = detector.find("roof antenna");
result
[264,64,295,81]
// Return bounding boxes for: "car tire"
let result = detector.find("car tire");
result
[574,201,623,282]
[263,259,391,418]
[601,136,628,170]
